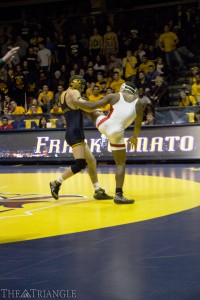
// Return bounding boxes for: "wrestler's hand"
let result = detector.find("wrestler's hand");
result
[77,97,87,102]
[127,136,137,149]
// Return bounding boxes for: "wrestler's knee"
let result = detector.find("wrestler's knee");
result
[71,159,87,174]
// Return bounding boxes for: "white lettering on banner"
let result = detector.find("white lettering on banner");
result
[127,135,195,153]
[149,137,164,152]
[34,135,195,155]
[136,137,148,152]
[90,138,101,153]
[49,139,61,153]
[35,137,49,153]
[165,136,180,151]
[180,136,194,151]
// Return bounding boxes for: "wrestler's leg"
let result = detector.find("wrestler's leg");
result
[84,143,113,199]
[112,149,126,189]
[84,143,98,184]
[112,149,134,204]
[50,144,86,199]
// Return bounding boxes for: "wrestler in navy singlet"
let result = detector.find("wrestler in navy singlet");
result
[61,92,85,147]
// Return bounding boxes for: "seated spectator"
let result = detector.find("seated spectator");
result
[155,57,167,78]
[80,55,89,73]
[138,55,155,74]
[36,69,51,91]
[26,99,43,114]
[30,121,38,129]
[86,81,96,99]
[137,87,152,105]
[51,70,62,93]
[135,70,151,93]
[136,43,146,62]
[109,71,125,93]
[191,73,200,105]
[54,85,64,104]
[95,71,108,91]
[107,53,123,77]
[99,81,108,96]
[142,112,156,125]
[88,85,109,112]
[179,89,197,106]
[194,109,200,122]
[88,85,104,102]
[60,64,69,89]
[145,65,161,87]
[2,107,12,119]
[189,66,199,84]
[56,114,67,129]
[50,102,62,114]
[69,63,85,82]
[145,44,160,62]
[106,87,114,94]
[0,116,13,130]
[93,54,106,73]
[84,66,96,86]
[2,95,12,114]
[147,76,170,107]
[10,100,25,114]
[11,116,26,129]
[38,115,50,129]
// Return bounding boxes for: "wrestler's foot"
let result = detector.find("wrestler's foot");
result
[94,188,113,200]
[114,194,135,204]
[50,180,61,200]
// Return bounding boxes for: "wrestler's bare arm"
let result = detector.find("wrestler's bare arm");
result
[73,93,118,112]
[128,100,145,149]
[63,88,81,110]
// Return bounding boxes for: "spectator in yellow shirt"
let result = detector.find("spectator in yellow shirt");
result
[50,102,63,114]
[158,24,185,74]
[10,100,25,114]
[122,50,137,84]
[138,55,155,74]
[95,72,108,91]
[179,89,197,106]
[38,84,54,113]
[86,81,96,99]
[109,72,125,93]
[191,74,200,105]
[88,85,109,112]
[26,99,43,114]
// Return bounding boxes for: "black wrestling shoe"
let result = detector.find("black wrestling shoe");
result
[114,194,135,204]
[50,181,61,200]
[94,188,113,200]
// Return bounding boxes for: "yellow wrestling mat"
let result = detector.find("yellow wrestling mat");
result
[1,170,200,244]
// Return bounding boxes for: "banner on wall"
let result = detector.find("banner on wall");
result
[0,124,200,162]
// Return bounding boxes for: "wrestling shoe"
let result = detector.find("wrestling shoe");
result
[114,194,135,204]
[94,188,113,200]
[50,181,61,200]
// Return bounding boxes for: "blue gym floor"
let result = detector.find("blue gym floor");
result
[0,164,200,300]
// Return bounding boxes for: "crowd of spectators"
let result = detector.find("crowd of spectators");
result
[0,2,200,129]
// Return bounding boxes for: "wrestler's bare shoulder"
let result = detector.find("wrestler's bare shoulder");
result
[60,88,80,109]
